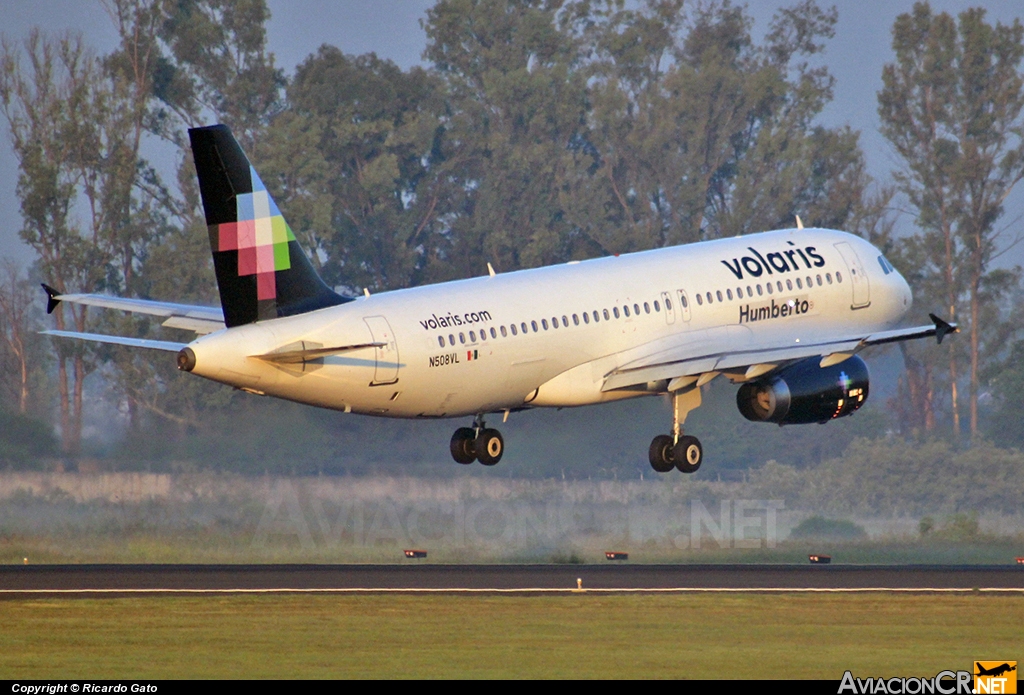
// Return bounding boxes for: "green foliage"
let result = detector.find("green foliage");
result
[753,436,1024,516]
[789,516,867,540]
[985,338,1024,448]
[0,409,57,468]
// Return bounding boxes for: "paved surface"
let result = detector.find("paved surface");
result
[0,564,1022,594]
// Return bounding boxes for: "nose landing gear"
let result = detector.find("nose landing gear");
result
[450,415,504,466]
[648,386,704,474]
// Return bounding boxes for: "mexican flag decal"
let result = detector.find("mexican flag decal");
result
[467,350,479,361]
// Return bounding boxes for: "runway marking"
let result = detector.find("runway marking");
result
[1,587,1023,595]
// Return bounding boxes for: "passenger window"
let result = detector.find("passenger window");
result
[796,278,803,289]
[696,294,703,306]
[562,316,568,327]
[603,309,610,320]
[826,273,833,285]
[654,301,660,312]
[766,283,773,294]
[459,333,466,344]
[786,279,793,291]
[623,305,630,317]
[613,307,620,319]
[522,322,528,333]
[666,298,673,310]
[490,327,497,339]
[573,314,580,325]
[706,292,713,304]
[836,272,842,283]
[777,281,783,293]
[541,319,548,330]
[716,290,723,303]
[807,276,813,287]
[500,326,507,337]
[727,289,733,300]
[583,312,590,324]
[437,336,444,347]
[633,304,640,315]
[746,286,753,298]
[593,310,600,322]
[644,302,650,314]
[469,330,476,342]
[816,275,822,286]
[449,334,455,346]
[511,324,518,335]
[532,320,539,332]
[757,285,763,296]
[681,295,688,308]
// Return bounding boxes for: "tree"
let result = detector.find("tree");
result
[879,2,1024,438]
[563,0,869,253]
[0,32,106,454]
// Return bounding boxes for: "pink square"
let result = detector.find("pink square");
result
[238,246,257,276]
[255,244,276,274]
[236,219,256,249]
[217,222,238,251]
[257,271,276,300]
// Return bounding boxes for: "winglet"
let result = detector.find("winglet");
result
[41,284,62,315]
[928,313,958,344]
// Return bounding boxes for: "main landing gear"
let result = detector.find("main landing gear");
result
[450,415,504,466]
[649,386,704,474]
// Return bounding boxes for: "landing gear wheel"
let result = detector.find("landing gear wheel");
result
[674,435,702,474]
[450,427,477,464]
[648,434,676,473]
[475,428,504,466]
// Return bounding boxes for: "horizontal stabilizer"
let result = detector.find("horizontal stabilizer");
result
[40,286,224,335]
[253,342,384,364]
[42,330,186,352]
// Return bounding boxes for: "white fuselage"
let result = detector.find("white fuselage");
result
[185,228,911,418]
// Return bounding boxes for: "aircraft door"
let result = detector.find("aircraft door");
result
[834,242,871,308]
[661,291,676,325]
[677,290,692,322]
[363,316,399,385]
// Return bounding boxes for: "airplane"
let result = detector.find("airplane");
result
[42,124,957,473]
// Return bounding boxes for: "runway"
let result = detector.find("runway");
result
[1,564,1022,595]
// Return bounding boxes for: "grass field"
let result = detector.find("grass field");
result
[0,593,1019,678]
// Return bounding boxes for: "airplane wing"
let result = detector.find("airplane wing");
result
[602,314,956,392]
[42,284,225,335]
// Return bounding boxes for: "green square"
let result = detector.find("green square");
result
[273,240,291,271]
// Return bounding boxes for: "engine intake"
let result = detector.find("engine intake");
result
[736,355,869,425]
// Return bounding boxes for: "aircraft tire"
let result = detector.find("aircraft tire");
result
[648,435,676,473]
[674,435,702,474]
[450,427,477,464]
[475,428,504,466]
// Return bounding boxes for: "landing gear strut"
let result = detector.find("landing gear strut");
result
[450,415,504,466]
[648,387,703,474]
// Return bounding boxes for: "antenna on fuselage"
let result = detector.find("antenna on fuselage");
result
[795,215,804,230]
[487,263,496,277]
[363,288,371,297]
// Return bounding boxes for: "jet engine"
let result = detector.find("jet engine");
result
[736,355,869,425]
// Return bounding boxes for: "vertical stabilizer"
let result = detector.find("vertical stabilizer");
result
[188,124,349,328]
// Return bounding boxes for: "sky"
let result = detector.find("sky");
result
[2,0,1023,270]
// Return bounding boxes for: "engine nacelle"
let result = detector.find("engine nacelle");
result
[736,355,869,425]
